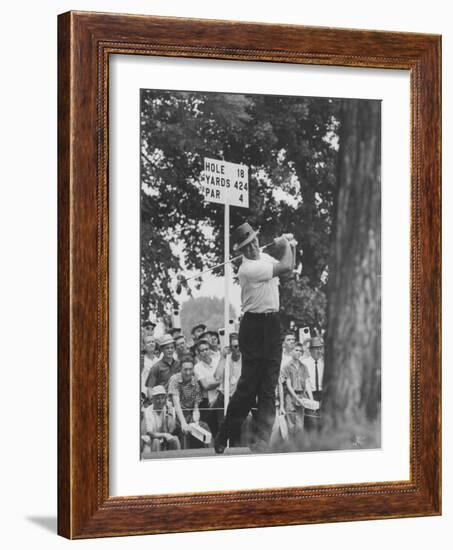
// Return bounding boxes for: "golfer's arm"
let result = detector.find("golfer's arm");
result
[272,240,292,277]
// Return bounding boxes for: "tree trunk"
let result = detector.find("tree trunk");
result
[323,99,381,435]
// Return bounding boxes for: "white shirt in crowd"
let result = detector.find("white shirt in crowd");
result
[219,356,242,397]
[142,403,175,434]
[239,252,279,313]
[194,360,218,404]
[210,349,221,366]
[141,355,159,395]
[280,352,293,371]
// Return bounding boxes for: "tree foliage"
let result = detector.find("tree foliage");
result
[140,90,341,331]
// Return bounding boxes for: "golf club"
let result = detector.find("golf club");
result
[175,234,298,295]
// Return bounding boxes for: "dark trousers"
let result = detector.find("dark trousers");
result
[199,397,219,438]
[212,392,242,446]
[217,312,282,445]
[304,390,323,433]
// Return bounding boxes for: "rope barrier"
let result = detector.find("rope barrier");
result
[147,406,322,418]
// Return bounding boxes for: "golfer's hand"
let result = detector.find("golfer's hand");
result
[282,233,298,247]
[221,346,231,357]
[273,236,290,250]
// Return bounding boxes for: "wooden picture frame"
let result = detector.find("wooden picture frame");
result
[58,11,441,539]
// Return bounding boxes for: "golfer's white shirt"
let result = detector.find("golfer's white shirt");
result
[239,252,279,313]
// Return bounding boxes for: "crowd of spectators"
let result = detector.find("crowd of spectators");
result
[140,320,324,456]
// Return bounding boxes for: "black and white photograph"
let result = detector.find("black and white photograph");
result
[2,0,446,546]
[139,88,381,459]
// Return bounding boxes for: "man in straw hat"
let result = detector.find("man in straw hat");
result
[141,385,180,454]
[215,222,294,453]
[145,333,180,391]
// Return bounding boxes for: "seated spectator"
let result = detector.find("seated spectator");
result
[194,339,220,437]
[168,355,211,449]
[145,334,180,391]
[141,385,180,454]
[280,343,314,439]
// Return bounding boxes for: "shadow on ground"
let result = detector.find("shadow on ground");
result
[26,516,57,534]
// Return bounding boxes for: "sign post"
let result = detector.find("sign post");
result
[201,158,249,414]
[224,203,230,411]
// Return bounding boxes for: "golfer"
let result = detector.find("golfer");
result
[215,222,294,453]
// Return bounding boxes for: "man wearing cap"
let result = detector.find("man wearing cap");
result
[191,323,207,342]
[141,385,180,454]
[145,334,180,391]
[189,323,207,355]
[304,337,325,402]
[303,336,325,432]
[168,327,182,339]
[215,222,295,453]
